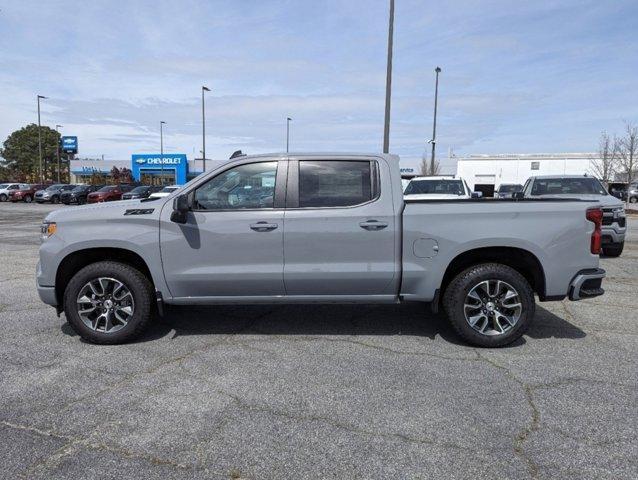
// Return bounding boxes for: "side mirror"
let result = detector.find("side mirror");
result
[170,194,190,224]
[512,191,524,200]
[471,191,483,199]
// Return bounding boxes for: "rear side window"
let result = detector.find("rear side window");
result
[298,161,373,208]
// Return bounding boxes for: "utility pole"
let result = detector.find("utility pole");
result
[382,0,395,153]
[37,95,47,183]
[55,124,63,183]
[202,86,210,174]
[160,121,166,185]
[286,117,292,152]
[430,67,442,173]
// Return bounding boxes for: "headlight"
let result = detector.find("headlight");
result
[611,206,625,219]
[40,222,57,242]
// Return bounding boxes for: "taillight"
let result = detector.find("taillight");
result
[586,208,603,254]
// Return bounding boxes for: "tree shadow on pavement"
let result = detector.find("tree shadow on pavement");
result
[126,302,586,347]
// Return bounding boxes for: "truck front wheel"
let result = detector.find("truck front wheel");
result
[603,242,624,257]
[443,263,535,347]
[63,261,154,344]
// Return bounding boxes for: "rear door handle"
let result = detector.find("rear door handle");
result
[250,222,278,232]
[359,220,388,231]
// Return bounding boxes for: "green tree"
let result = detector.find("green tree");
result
[0,124,69,182]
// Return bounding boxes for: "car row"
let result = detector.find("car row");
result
[1,182,180,204]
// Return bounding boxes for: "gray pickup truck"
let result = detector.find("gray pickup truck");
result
[522,175,627,257]
[37,153,606,347]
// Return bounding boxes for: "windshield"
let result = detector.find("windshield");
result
[46,184,65,191]
[531,178,607,195]
[404,179,465,196]
[98,186,116,192]
[130,186,149,194]
[160,186,179,193]
[0,184,8,189]
[498,184,522,193]
[72,186,88,192]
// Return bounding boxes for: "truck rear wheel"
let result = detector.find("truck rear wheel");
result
[63,261,154,344]
[443,263,535,347]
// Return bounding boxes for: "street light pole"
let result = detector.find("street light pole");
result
[382,0,395,154]
[160,121,166,185]
[202,86,210,174]
[55,124,63,183]
[286,117,292,153]
[430,67,442,174]
[37,95,47,183]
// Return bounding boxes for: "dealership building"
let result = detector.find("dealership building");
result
[69,154,228,185]
[455,152,601,196]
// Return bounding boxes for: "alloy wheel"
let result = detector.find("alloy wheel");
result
[76,277,135,333]
[463,279,522,336]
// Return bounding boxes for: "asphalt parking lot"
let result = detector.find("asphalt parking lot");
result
[0,202,636,480]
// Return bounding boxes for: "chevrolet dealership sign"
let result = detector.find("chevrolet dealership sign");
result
[131,153,188,184]
[134,156,183,165]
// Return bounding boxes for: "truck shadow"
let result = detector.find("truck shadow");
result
[133,302,586,347]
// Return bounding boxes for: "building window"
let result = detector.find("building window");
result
[531,161,540,170]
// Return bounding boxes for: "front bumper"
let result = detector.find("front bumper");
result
[568,268,605,301]
[601,225,626,244]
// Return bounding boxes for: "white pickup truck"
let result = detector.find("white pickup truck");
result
[37,153,605,347]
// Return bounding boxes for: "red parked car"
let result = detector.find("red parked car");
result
[9,184,47,203]
[86,184,136,203]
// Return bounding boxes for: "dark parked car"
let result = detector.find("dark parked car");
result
[626,183,638,204]
[608,182,628,201]
[87,184,136,203]
[60,185,103,205]
[494,183,523,198]
[9,184,47,203]
[35,184,76,204]
[121,185,163,200]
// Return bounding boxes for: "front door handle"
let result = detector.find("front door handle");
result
[359,220,388,231]
[250,222,278,232]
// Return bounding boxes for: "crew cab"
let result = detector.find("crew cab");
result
[523,175,626,257]
[37,153,606,347]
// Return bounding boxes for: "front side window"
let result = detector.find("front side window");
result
[298,161,372,207]
[194,162,277,210]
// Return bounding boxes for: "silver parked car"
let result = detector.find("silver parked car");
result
[522,175,626,257]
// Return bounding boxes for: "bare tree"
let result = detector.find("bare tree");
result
[591,131,618,185]
[420,155,441,176]
[617,122,638,185]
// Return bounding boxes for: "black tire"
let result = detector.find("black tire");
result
[24,195,33,203]
[629,197,637,204]
[64,261,154,344]
[443,263,536,348]
[78,197,86,205]
[603,242,624,257]
[52,195,60,204]
[0,194,7,202]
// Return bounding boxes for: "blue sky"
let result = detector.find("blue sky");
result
[1,0,637,171]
